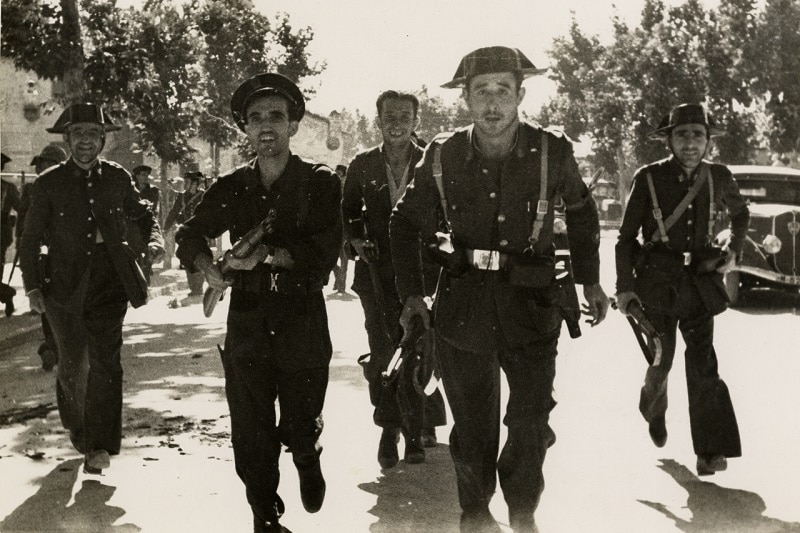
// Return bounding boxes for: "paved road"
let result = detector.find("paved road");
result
[1,232,799,532]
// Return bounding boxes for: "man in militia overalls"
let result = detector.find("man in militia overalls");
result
[615,103,750,476]
[20,103,164,474]
[175,73,342,533]
[390,46,610,533]
[342,90,447,469]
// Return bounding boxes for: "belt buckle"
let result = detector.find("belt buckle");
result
[683,252,692,266]
[472,249,500,271]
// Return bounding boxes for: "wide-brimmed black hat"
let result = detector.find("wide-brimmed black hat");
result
[30,144,68,167]
[46,103,121,134]
[230,73,305,131]
[441,46,547,89]
[132,164,152,174]
[649,103,725,139]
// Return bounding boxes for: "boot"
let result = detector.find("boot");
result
[294,454,326,513]
[0,283,15,317]
[403,434,425,464]
[378,427,400,469]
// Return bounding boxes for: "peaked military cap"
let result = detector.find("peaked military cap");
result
[183,161,203,179]
[30,144,68,166]
[230,73,305,131]
[132,164,152,174]
[441,46,548,89]
[46,103,121,134]
[649,103,725,139]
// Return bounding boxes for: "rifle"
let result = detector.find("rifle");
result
[202,209,276,317]
[611,296,664,366]
[554,247,581,339]
[381,313,426,388]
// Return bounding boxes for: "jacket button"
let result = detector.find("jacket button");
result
[89,199,95,204]
[499,239,509,247]
[497,214,506,223]
[489,192,497,199]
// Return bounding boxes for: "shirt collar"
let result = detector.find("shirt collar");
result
[465,122,527,167]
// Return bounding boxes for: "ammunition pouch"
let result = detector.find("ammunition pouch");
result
[692,245,727,274]
[504,254,555,288]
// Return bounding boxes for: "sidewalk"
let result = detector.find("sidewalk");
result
[0,262,189,350]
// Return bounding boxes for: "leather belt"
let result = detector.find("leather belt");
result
[467,248,508,270]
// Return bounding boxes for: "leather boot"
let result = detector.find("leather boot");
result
[378,427,400,469]
[294,454,326,513]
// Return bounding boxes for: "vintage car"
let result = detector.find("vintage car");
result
[718,165,800,304]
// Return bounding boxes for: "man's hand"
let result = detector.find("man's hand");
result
[581,283,610,326]
[27,288,46,314]
[716,248,737,274]
[351,238,378,264]
[613,291,640,317]
[399,295,430,343]
[194,253,228,291]
[224,245,270,271]
[266,247,295,269]
[148,244,166,264]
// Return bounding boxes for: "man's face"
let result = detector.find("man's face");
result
[66,122,104,166]
[376,98,418,148]
[244,95,298,159]
[464,72,524,140]
[669,123,709,170]
[134,171,149,188]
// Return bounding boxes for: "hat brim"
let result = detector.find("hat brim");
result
[231,73,305,131]
[648,125,726,139]
[46,124,121,134]
[441,66,548,89]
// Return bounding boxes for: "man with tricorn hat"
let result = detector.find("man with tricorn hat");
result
[175,73,341,533]
[615,103,749,476]
[128,164,161,284]
[19,103,165,474]
[390,46,610,532]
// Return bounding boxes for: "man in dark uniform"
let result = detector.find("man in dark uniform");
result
[331,164,349,293]
[19,144,69,369]
[614,103,750,476]
[390,46,610,533]
[1,152,21,316]
[165,168,205,295]
[175,73,341,533]
[19,103,164,474]
[342,90,447,469]
[128,164,161,285]
[132,164,160,211]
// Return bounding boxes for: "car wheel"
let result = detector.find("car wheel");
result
[724,271,741,305]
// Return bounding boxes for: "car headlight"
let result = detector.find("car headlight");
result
[762,235,782,254]
[553,217,567,235]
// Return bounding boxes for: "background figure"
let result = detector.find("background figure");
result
[127,165,161,284]
[19,103,164,475]
[19,144,69,370]
[1,153,22,316]
[342,90,447,470]
[164,168,205,296]
[390,47,609,533]
[331,164,349,293]
[614,103,749,477]
[176,73,341,533]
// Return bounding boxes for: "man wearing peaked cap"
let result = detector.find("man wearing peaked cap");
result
[19,103,164,475]
[391,46,610,533]
[175,73,341,533]
[615,102,749,476]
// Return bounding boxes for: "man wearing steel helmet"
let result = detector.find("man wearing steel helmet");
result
[390,46,610,533]
[615,103,749,476]
[19,103,164,475]
[175,73,341,533]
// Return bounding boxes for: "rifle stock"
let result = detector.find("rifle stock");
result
[201,209,276,317]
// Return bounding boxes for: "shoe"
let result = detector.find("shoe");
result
[40,348,58,371]
[648,415,667,448]
[460,507,502,533]
[253,517,293,533]
[0,286,14,317]
[421,427,438,447]
[378,428,400,469]
[84,449,110,474]
[696,454,727,476]
[509,509,539,533]
[404,436,426,464]
[295,456,326,513]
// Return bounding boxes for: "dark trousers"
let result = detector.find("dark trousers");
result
[332,243,348,292]
[355,267,446,435]
[436,332,558,521]
[222,306,329,524]
[639,281,741,458]
[46,246,128,454]
[38,313,58,359]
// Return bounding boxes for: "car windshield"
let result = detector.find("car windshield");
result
[734,174,800,206]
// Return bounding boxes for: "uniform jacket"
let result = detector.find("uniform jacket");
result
[615,157,750,315]
[19,158,163,308]
[391,122,601,352]
[138,183,161,214]
[164,188,204,230]
[343,143,440,297]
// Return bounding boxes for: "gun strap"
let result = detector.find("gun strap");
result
[432,144,451,231]
[527,133,549,249]
[626,316,655,366]
[647,163,712,244]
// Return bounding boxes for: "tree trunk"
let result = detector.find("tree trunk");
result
[60,0,85,104]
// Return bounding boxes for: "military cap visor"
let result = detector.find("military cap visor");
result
[230,73,305,131]
[133,165,152,174]
[31,145,68,166]
[441,46,547,89]
[649,103,725,138]
[46,103,121,134]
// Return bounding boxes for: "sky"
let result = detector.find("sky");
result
[254,0,718,118]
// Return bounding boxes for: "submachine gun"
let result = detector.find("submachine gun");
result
[611,297,664,366]
[381,313,437,395]
[202,209,277,317]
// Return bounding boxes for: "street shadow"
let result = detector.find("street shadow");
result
[0,458,140,532]
[358,443,461,533]
[639,458,800,533]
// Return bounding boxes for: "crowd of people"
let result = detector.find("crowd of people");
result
[0,44,751,533]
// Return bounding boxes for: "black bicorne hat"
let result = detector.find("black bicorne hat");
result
[649,103,725,139]
[441,46,547,89]
[46,103,121,134]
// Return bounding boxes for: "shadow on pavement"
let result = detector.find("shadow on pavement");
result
[638,458,800,533]
[0,459,140,532]
[359,443,461,533]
